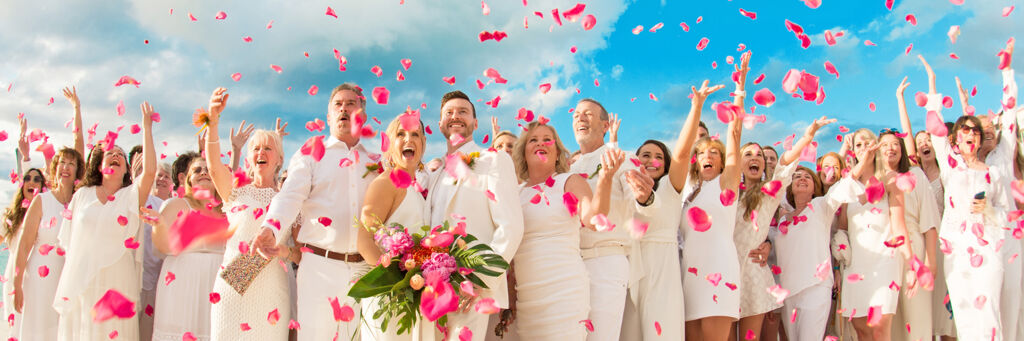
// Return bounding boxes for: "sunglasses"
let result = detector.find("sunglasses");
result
[23,175,44,183]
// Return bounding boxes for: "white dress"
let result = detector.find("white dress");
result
[514,173,590,339]
[840,187,900,318]
[54,184,144,341]
[2,223,23,339]
[360,181,432,341]
[152,204,226,341]
[891,168,941,341]
[680,175,740,321]
[18,191,67,340]
[210,184,290,341]
[627,176,685,339]
[928,177,956,336]
[734,162,796,317]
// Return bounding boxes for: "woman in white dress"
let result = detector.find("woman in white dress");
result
[2,167,47,338]
[912,130,957,339]
[509,121,620,340]
[776,166,863,340]
[12,148,84,340]
[54,101,157,340]
[733,116,834,340]
[202,88,292,340]
[146,154,227,341]
[680,54,747,341]
[840,129,918,341]
[920,75,1010,340]
[356,115,431,341]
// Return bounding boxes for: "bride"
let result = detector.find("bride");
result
[356,114,432,341]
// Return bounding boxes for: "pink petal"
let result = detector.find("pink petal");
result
[895,172,916,192]
[687,207,712,232]
[481,1,490,15]
[563,192,579,217]
[847,273,864,282]
[92,289,136,322]
[443,76,456,85]
[628,218,649,240]
[705,272,722,286]
[124,237,140,249]
[803,0,822,8]
[164,271,176,285]
[231,73,242,81]
[655,321,662,335]
[720,189,737,206]
[632,25,644,34]
[539,83,551,94]
[209,292,221,304]
[113,75,141,88]
[753,88,776,107]
[753,73,765,84]
[926,111,948,137]
[268,308,280,325]
[372,86,390,105]
[270,64,283,73]
[864,40,877,46]
[1003,6,1014,17]
[590,213,615,231]
[948,25,961,44]
[167,209,231,254]
[38,265,49,277]
[867,306,882,326]
[117,215,128,226]
[696,37,710,51]
[370,65,383,77]
[474,297,500,314]
[325,6,337,18]
[1011,180,1024,204]
[680,22,690,32]
[300,136,326,162]
[329,297,355,322]
[782,69,802,93]
[865,177,885,204]
[975,295,988,309]
[761,180,783,198]
[389,169,413,189]
[768,284,790,304]
[215,11,227,20]
[183,332,197,341]
[739,8,757,19]
[307,85,318,96]
[420,275,459,322]
[582,14,597,30]
[649,93,658,101]
[580,319,594,332]
[824,61,840,78]
[906,14,917,25]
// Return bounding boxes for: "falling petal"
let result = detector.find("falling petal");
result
[372,87,390,105]
[687,207,712,232]
[696,37,710,51]
[92,289,136,322]
[753,88,776,107]
[325,6,338,18]
[926,111,948,137]
[720,189,737,206]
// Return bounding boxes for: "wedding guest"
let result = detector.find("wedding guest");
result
[490,116,516,155]
[426,90,523,339]
[53,101,156,340]
[2,167,46,337]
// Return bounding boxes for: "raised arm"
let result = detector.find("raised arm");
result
[17,116,30,174]
[205,88,235,201]
[229,120,255,171]
[138,102,157,206]
[779,116,836,166]
[919,55,937,95]
[607,113,621,144]
[896,77,919,161]
[490,116,500,143]
[62,87,85,157]
[720,51,751,192]
[668,81,724,192]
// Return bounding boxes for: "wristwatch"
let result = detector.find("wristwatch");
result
[640,191,656,207]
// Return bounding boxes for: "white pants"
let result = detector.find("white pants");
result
[1000,237,1021,341]
[296,254,367,341]
[782,281,831,341]
[583,255,628,341]
[945,240,1003,340]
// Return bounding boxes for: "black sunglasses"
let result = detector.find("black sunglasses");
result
[23,175,43,183]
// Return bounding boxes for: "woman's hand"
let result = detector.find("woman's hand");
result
[691,80,726,108]
[208,87,229,127]
[970,197,987,214]
[748,241,771,267]
[608,112,621,144]
[62,86,80,109]
[230,120,256,152]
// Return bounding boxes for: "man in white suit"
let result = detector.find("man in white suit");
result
[427,90,524,340]
[569,98,657,341]
[255,83,375,340]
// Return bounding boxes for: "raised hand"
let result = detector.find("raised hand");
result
[1004,37,1015,69]
[17,116,29,162]
[691,80,726,107]
[896,76,911,97]
[208,87,229,126]
[955,76,970,114]
[274,118,289,138]
[807,116,837,136]
[598,148,625,180]
[624,169,654,203]
[61,86,80,109]
[734,51,752,90]
[230,120,256,152]
[917,55,937,94]
[140,101,155,128]
[491,116,500,139]
[608,112,621,144]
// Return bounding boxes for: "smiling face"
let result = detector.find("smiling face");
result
[763,148,778,175]
[185,158,214,192]
[879,134,902,170]
[915,131,935,163]
[637,143,667,179]
[955,119,983,158]
[791,168,816,197]
[21,169,45,199]
[247,131,283,181]
[979,115,997,156]
[572,100,609,147]
[327,89,366,140]
[493,134,516,155]
[154,167,172,197]
[53,154,79,187]
[694,140,725,181]
[101,147,129,184]
[439,98,477,140]
[387,121,425,171]
[741,144,766,181]
[524,125,558,169]
[818,154,843,185]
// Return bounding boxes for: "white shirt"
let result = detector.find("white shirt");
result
[429,142,482,227]
[263,136,374,253]
[142,195,165,291]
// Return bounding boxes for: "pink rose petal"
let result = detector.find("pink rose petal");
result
[687,207,712,232]
[92,289,136,322]
[372,86,390,105]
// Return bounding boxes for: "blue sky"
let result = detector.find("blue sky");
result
[0,0,1020,199]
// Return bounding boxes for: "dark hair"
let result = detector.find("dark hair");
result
[441,91,476,118]
[950,115,984,149]
[3,168,46,241]
[48,147,85,184]
[786,166,825,209]
[698,121,709,133]
[635,140,671,190]
[877,131,912,173]
[83,144,132,188]
[128,145,143,167]
[577,98,609,121]
[172,151,200,189]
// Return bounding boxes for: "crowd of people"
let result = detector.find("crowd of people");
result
[0,43,1021,341]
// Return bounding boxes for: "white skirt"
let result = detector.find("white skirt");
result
[152,252,223,341]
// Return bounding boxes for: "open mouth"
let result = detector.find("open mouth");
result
[402,146,416,159]
[702,163,713,170]
[255,158,268,165]
[747,164,760,173]
[339,112,350,122]
[447,120,466,130]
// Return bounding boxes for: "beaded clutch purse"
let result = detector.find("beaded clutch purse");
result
[220,253,272,295]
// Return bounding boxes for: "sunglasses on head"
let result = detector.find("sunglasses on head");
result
[878,128,900,134]
[23,175,43,183]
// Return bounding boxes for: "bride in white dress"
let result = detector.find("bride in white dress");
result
[356,115,432,341]
[203,88,293,340]
[508,121,621,340]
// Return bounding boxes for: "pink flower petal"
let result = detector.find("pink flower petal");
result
[539,83,551,94]
[563,192,579,217]
[92,289,136,322]
[628,218,649,240]
[782,69,802,94]
[231,73,242,81]
[824,61,840,78]
[270,64,283,73]
[590,213,615,231]
[1003,6,1015,17]
[420,275,459,322]
[124,237,140,249]
[38,265,49,277]
[114,75,141,88]
[474,297,500,314]
[739,8,757,19]
[389,169,413,189]
[926,111,948,137]
[372,87,390,105]
[300,136,326,162]
[307,85,318,96]
[215,11,227,20]
[720,189,737,206]
[329,297,355,322]
[696,37,710,51]
[325,6,338,18]
[268,308,280,325]
[895,172,916,192]
[865,177,886,204]
[847,273,864,282]
[705,272,722,286]
[761,180,783,198]
[768,285,789,304]
[753,88,776,107]
[582,14,597,30]
[687,206,712,232]
[906,14,917,25]
[867,306,882,326]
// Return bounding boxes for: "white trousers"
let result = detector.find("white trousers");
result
[945,240,1003,341]
[1000,237,1021,341]
[782,281,831,341]
[296,254,367,341]
[583,255,628,341]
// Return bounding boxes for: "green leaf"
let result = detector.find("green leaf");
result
[348,263,406,298]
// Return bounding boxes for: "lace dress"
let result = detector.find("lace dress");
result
[210,184,290,340]
[734,162,796,317]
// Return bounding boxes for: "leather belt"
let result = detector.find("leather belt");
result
[301,243,364,263]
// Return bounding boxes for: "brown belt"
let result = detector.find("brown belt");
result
[301,243,364,263]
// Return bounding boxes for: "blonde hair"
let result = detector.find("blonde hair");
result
[246,129,284,179]
[382,115,425,170]
[852,128,885,179]
[492,130,517,147]
[688,137,726,186]
[512,122,571,182]
[739,142,765,222]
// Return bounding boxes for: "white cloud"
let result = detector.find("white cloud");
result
[610,64,624,80]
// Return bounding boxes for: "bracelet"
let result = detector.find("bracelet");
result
[732,90,746,97]
[206,139,220,144]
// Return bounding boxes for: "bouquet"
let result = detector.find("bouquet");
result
[348,221,508,335]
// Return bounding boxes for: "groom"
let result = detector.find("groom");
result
[427,90,524,339]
